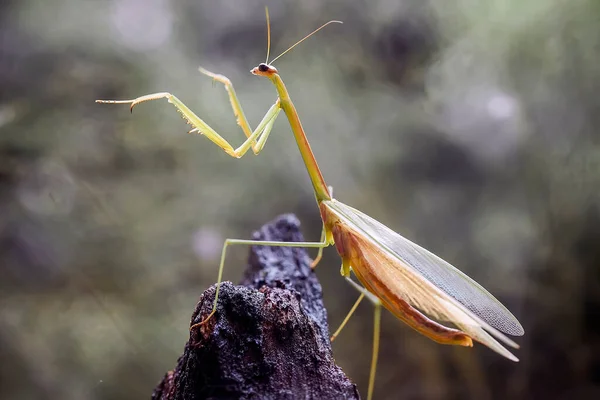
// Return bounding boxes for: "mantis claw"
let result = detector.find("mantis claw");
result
[190,308,217,331]
[95,92,173,114]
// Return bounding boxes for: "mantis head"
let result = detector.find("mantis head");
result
[254,7,341,79]
[251,63,279,77]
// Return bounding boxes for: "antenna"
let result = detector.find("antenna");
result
[269,19,343,65]
[265,7,271,64]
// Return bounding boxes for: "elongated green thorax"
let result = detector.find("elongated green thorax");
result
[269,73,331,203]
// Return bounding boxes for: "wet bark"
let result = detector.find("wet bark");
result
[152,214,359,400]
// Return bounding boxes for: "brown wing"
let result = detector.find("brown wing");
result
[322,199,521,361]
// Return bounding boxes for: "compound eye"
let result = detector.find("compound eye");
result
[258,63,269,72]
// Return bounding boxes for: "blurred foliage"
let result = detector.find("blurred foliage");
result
[1,0,599,399]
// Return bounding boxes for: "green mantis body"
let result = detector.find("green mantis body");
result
[97,12,523,400]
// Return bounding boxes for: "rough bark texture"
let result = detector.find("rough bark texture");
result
[152,214,359,400]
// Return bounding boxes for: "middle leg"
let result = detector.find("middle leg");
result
[190,237,331,330]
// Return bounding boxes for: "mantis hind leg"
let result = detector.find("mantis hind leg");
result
[369,300,382,400]
[190,237,330,330]
[330,292,365,342]
[337,276,382,400]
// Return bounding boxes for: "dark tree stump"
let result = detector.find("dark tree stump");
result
[152,214,359,400]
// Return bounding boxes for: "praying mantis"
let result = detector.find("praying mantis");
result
[96,9,524,400]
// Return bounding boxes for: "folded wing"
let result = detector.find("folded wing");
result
[326,200,524,360]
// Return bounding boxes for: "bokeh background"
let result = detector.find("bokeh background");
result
[1,0,599,399]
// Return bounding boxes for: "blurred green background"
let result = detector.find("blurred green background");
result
[1,0,599,399]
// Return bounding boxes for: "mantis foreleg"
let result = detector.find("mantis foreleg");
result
[96,68,281,158]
